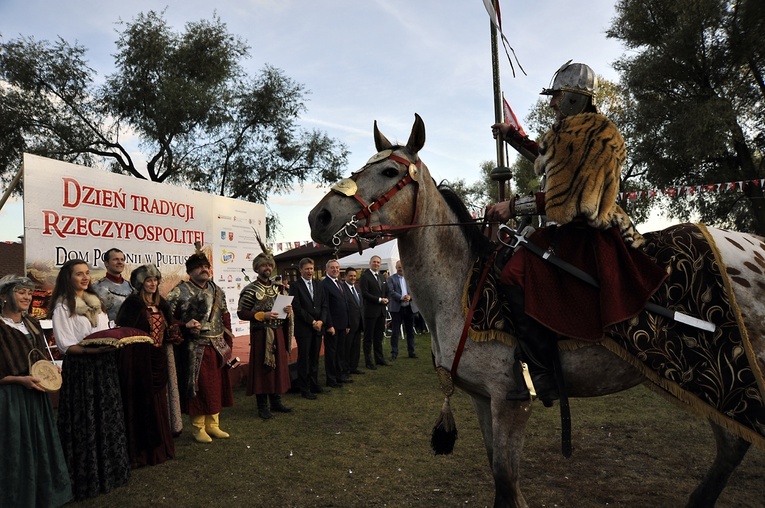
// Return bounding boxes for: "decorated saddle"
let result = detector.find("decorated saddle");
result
[464,223,765,450]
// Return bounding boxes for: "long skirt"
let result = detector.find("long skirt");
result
[185,345,234,416]
[117,343,174,468]
[246,328,291,396]
[0,384,72,508]
[57,351,130,501]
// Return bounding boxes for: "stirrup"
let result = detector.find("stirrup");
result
[506,360,531,401]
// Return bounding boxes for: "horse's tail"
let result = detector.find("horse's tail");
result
[431,396,458,454]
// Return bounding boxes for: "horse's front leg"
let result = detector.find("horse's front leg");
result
[686,423,750,508]
[485,395,532,508]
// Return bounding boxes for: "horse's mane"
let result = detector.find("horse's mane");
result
[437,182,492,256]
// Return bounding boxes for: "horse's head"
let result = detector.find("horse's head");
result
[309,113,434,247]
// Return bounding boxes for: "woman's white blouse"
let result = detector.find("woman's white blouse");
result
[51,301,110,353]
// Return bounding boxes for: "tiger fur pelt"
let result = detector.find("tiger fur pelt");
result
[535,112,645,248]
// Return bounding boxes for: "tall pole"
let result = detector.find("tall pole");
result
[0,165,23,211]
[489,17,511,201]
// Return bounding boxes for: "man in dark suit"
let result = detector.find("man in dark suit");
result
[359,255,390,369]
[321,259,350,388]
[289,257,330,399]
[387,260,419,359]
[343,267,364,375]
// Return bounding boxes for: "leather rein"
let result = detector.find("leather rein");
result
[329,149,484,252]
[329,149,498,388]
[329,149,423,248]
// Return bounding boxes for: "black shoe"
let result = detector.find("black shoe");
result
[531,375,559,406]
[365,364,377,370]
[390,353,398,360]
[311,387,329,394]
[327,382,342,388]
[270,397,293,413]
[408,353,418,359]
[339,377,354,383]
[301,392,317,400]
[258,407,273,420]
[376,360,391,366]
[505,387,531,401]
[350,369,365,375]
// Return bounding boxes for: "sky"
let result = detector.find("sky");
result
[1,0,668,246]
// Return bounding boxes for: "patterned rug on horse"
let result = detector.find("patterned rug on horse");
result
[462,223,765,450]
[597,224,765,450]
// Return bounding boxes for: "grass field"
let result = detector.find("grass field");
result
[72,333,764,507]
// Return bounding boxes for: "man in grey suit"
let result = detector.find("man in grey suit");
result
[387,260,419,359]
[343,267,364,375]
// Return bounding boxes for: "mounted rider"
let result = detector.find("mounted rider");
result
[488,61,667,405]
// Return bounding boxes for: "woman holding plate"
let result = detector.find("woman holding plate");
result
[0,274,72,507]
[51,259,130,501]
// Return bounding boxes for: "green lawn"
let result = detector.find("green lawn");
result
[71,333,765,507]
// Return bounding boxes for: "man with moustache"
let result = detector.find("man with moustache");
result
[237,243,294,420]
[166,242,234,443]
[359,255,389,369]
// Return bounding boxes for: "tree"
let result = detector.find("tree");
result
[0,11,348,229]
[607,0,765,234]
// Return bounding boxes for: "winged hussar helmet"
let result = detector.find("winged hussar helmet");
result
[252,231,275,271]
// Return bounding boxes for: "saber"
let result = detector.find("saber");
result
[498,225,716,333]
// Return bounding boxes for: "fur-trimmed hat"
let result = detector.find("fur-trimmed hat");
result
[185,241,211,273]
[252,231,275,271]
[0,274,34,296]
[130,264,162,292]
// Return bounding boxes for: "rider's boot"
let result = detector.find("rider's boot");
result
[502,285,560,406]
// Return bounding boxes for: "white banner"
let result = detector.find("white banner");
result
[22,153,265,337]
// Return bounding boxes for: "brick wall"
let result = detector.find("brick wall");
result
[0,242,24,278]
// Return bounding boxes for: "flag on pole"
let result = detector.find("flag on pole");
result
[502,96,527,136]
[482,0,499,26]
[480,0,525,77]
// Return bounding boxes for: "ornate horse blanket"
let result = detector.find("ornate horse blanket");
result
[464,223,765,449]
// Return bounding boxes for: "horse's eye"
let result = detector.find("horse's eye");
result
[382,167,399,178]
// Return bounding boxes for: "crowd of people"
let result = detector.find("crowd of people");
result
[0,239,425,506]
[0,57,666,506]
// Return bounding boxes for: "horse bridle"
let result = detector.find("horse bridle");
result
[329,149,422,247]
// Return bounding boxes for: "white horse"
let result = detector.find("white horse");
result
[308,114,765,508]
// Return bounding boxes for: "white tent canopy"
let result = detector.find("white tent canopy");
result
[337,240,399,272]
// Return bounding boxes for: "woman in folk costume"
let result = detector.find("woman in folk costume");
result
[237,237,294,420]
[50,259,130,501]
[488,61,666,405]
[114,264,183,467]
[0,275,72,507]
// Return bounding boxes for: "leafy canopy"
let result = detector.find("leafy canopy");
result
[0,10,348,215]
[607,0,765,233]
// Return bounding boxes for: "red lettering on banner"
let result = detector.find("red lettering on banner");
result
[61,177,127,209]
[39,210,204,244]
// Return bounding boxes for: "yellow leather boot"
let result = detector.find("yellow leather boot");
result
[191,415,212,443]
[205,413,230,438]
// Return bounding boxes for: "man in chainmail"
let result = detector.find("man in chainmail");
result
[166,242,234,443]
[93,248,133,323]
